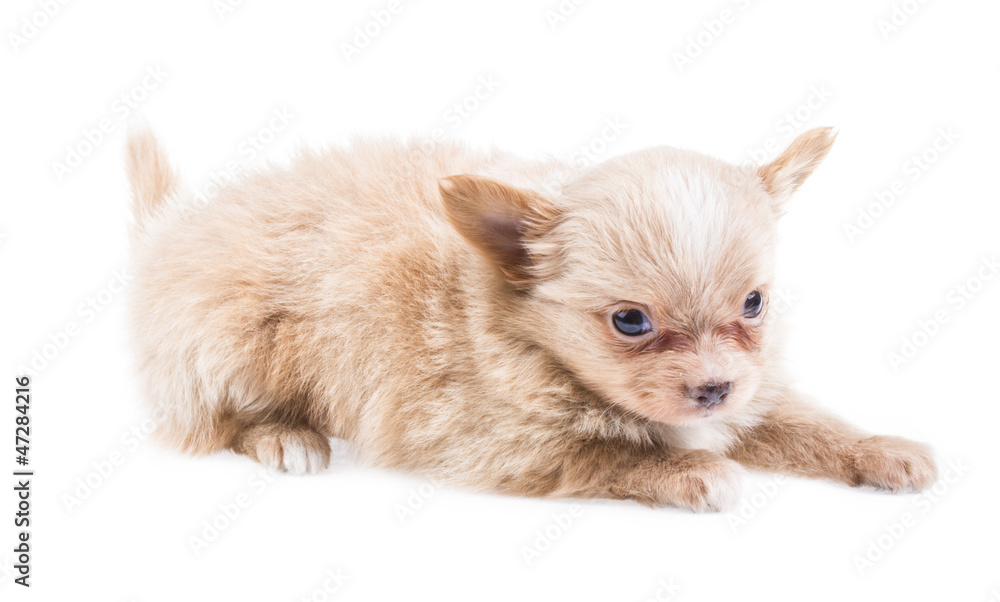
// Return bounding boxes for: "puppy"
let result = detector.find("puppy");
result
[126,126,936,511]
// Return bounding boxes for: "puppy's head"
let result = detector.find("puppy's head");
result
[440,128,835,426]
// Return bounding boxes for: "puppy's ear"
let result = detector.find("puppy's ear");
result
[439,175,559,287]
[757,127,837,207]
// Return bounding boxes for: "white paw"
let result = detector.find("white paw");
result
[695,460,745,512]
[250,427,331,475]
[280,436,330,475]
[662,452,746,512]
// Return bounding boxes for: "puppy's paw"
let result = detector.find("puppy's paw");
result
[846,435,937,493]
[236,425,331,475]
[658,451,746,512]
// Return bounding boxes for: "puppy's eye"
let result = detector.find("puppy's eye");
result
[612,309,652,336]
[742,290,764,319]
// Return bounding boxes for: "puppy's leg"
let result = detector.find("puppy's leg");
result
[606,448,746,512]
[727,389,937,492]
[228,421,332,476]
[531,442,747,512]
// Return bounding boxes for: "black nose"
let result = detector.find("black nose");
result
[690,381,733,408]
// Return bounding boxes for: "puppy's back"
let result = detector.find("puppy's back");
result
[126,134,513,452]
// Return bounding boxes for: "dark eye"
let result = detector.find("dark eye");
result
[612,309,652,336]
[742,290,764,318]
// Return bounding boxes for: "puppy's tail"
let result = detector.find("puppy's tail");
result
[125,125,179,236]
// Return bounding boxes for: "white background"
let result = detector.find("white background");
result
[2,0,998,600]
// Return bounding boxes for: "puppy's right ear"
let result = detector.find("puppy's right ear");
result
[439,175,560,287]
[757,127,837,209]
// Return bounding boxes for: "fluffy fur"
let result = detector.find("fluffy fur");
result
[126,126,936,511]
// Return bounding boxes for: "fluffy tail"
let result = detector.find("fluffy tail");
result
[126,126,179,235]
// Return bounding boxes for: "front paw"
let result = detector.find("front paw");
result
[657,450,746,512]
[846,435,937,493]
[235,424,332,476]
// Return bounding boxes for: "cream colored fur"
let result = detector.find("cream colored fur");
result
[126,126,936,511]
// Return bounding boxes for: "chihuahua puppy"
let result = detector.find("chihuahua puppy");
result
[126,126,936,511]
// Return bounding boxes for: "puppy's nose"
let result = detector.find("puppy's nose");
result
[689,381,733,408]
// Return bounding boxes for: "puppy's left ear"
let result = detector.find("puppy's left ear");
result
[439,175,560,288]
[757,127,837,208]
